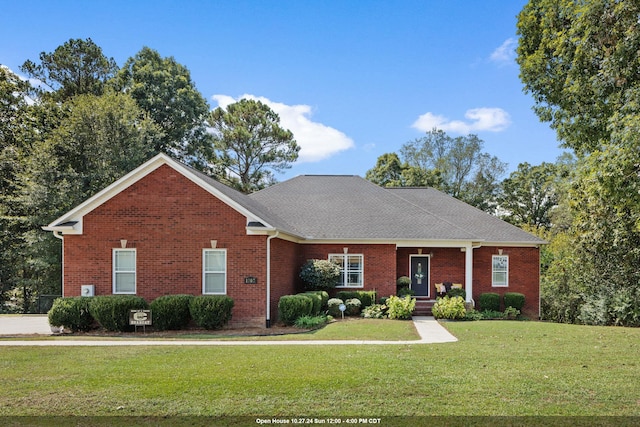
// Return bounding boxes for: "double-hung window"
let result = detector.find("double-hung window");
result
[492,255,509,287]
[113,249,136,294]
[329,254,364,288]
[203,249,227,294]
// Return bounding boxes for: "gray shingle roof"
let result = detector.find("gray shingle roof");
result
[248,175,544,244]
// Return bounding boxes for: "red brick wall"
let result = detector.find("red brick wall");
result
[473,246,540,318]
[269,238,301,324]
[300,244,396,299]
[63,165,268,326]
[396,246,540,317]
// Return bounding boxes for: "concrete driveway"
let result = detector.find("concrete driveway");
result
[0,315,52,336]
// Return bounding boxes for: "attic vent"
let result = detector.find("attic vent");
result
[247,221,265,227]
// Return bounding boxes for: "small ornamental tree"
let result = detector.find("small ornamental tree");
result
[299,259,341,291]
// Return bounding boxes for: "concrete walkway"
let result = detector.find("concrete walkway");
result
[0,315,457,346]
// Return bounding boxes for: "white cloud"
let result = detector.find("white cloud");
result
[411,108,511,134]
[490,38,517,65]
[211,94,354,163]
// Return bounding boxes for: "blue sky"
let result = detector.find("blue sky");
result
[1,0,563,181]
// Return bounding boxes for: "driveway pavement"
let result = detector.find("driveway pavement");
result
[0,315,457,345]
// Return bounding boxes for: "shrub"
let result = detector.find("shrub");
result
[48,297,94,332]
[150,294,193,331]
[463,309,484,321]
[304,290,330,311]
[89,295,149,332]
[479,293,500,312]
[294,315,328,329]
[189,295,234,330]
[345,298,361,316]
[396,276,411,287]
[299,259,341,290]
[481,310,504,320]
[298,292,323,315]
[327,298,344,317]
[386,295,416,320]
[504,306,520,320]
[447,287,466,300]
[361,304,387,319]
[432,296,466,320]
[504,292,525,311]
[397,287,415,298]
[336,291,376,308]
[278,295,313,325]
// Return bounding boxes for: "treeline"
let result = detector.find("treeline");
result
[0,38,298,312]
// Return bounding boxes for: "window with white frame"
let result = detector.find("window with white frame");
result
[113,249,136,294]
[492,255,509,287]
[329,254,364,288]
[203,249,227,294]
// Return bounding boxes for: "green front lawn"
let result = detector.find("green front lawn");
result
[0,320,638,419]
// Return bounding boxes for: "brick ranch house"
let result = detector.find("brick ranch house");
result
[44,153,545,327]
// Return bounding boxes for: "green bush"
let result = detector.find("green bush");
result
[345,298,361,316]
[396,276,411,287]
[336,291,376,308]
[397,287,415,298]
[447,287,466,300]
[479,293,501,312]
[89,295,149,332]
[361,304,387,319]
[294,315,328,329]
[481,310,504,319]
[386,295,416,320]
[298,292,323,315]
[432,296,466,320]
[504,292,525,311]
[304,290,330,310]
[504,306,520,320]
[48,297,94,332]
[327,298,344,317]
[150,294,193,331]
[278,295,313,325]
[189,295,234,330]
[299,259,341,290]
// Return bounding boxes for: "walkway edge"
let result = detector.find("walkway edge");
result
[0,316,457,346]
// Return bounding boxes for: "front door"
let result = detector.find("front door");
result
[410,255,430,297]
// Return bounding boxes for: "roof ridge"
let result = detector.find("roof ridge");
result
[384,186,484,241]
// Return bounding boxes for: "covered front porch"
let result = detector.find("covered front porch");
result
[396,243,479,310]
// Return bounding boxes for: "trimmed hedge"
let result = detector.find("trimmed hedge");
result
[504,292,525,311]
[298,292,323,315]
[150,294,194,331]
[279,295,313,325]
[479,293,501,312]
[327,298,344,317]
[336,290,376,308]
[48,297,94,332]
[89,295,149,332]
[189,295,234,330]
[304,290,330,310]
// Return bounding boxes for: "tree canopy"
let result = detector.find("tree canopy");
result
[20,38,118,102]
[209,98,300,193]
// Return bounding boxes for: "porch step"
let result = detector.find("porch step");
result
[413,299,436,316]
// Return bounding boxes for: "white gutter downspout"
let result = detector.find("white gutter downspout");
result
[52,231,64,297]
[266,231,279,328]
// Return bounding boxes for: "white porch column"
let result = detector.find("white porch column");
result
[464,243,473,304]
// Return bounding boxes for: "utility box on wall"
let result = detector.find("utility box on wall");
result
[81,284,95,297]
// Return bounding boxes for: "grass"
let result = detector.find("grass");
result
[0,320,638,421]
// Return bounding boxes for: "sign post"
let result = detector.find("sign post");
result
[129,309,152,333]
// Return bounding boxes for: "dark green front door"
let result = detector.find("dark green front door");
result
[410,256,429,297]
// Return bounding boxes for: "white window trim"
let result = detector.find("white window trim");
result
[492,255,509,287]
[203,248,227,295]
[113,248,136,294]
[329,253,364,288]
